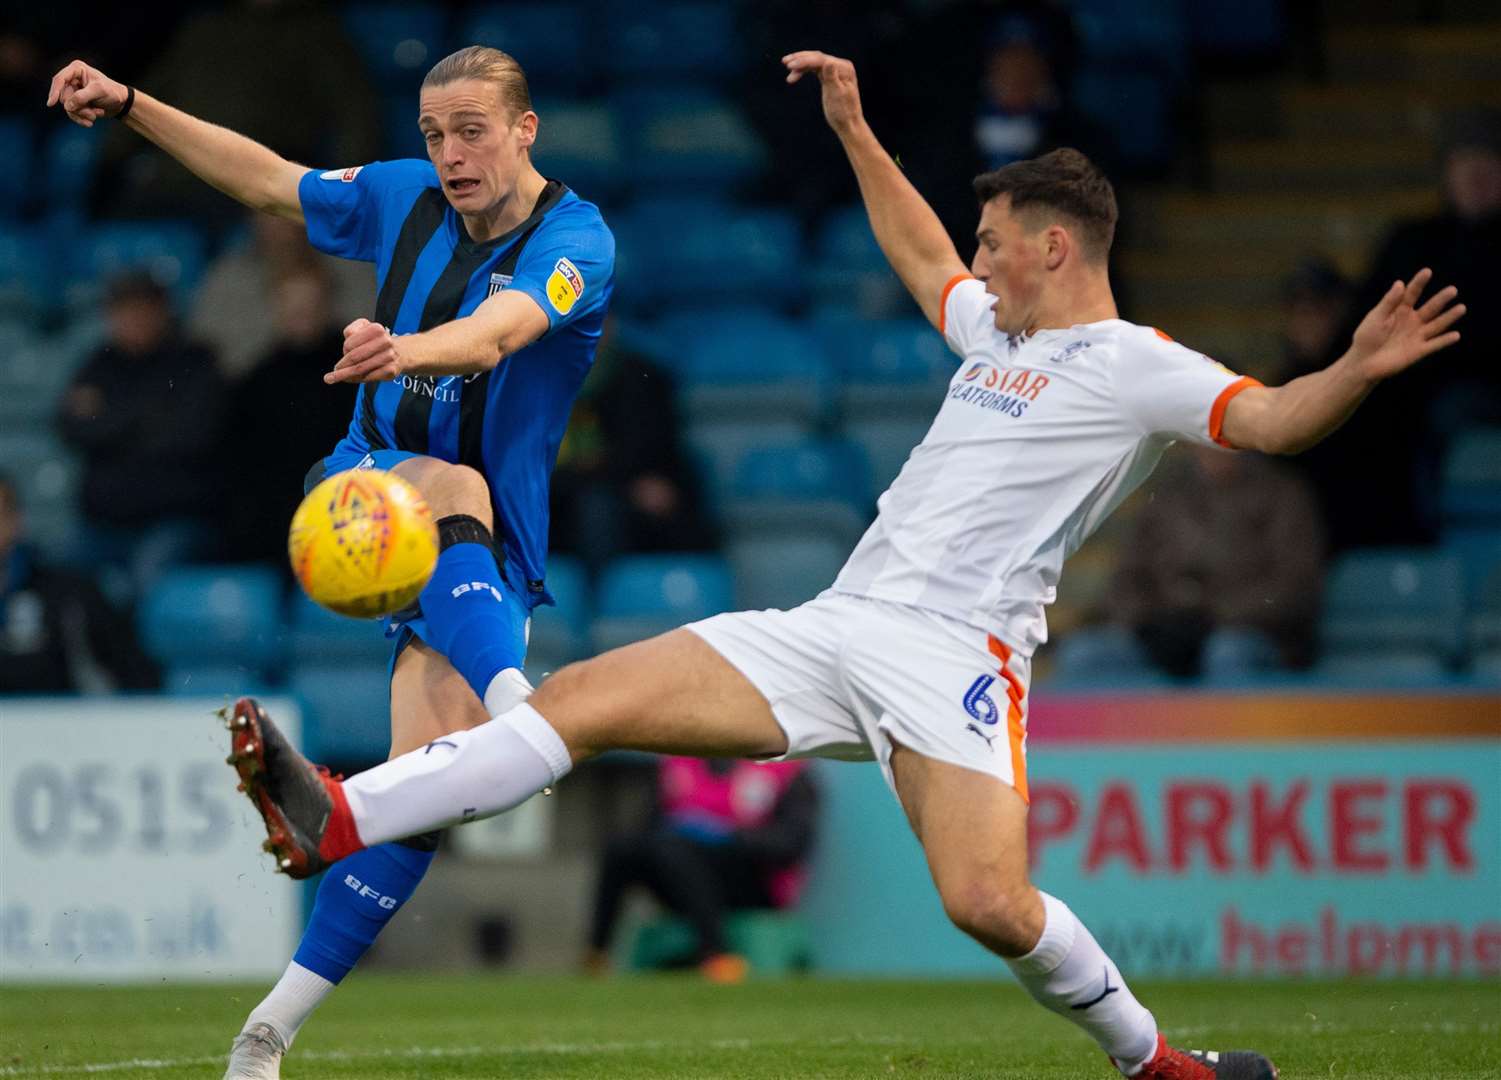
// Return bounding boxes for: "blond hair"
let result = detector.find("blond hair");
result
[422,46,532,119]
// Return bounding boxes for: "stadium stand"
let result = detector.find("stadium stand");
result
[591,554,734,652]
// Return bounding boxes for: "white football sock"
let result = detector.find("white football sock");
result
[343,703,572,847]
[241,961,334,1048]
[482,665,534,716]
[1004,892,1158,1074]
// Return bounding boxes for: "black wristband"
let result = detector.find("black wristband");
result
[116,85,135,121]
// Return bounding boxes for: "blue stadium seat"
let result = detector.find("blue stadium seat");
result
[41,123,103,210]
[140,566,285,676]
[677,313,832,425]
[163,664,274,699]
[1319,549,1466,666]
[288,593,393,666]
[725,440,873,559]
[460,5,588,87]
[0,432,80,550]
[1471,563,1501,660]
[1309,653,1452,687]
[80,222,207,303]
[1441,428,1501,528]
[810,205,907,316]
[820,317,955,423]
[383,94,428,159]
[603,4,742,82]
[844,416,934,494]
[591,555,733,651]
[608,198,732,315]
[342,3,449,86]
[1073,69,1176,174]
[685,419,814,506]
[527,555,591,676]
[728,534,850,612]
[0,119,33,217]
[629,203,802,310]
[530,99,623,204]
[0,226,52,318]
[1071,0,1189,82]
[619,89,766,194]
[291,662,392,768]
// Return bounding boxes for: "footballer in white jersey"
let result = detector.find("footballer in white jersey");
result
[230,48,1464,1080]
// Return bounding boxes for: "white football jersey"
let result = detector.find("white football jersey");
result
[831,275,1260,655]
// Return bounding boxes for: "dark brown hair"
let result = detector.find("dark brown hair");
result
[422,46,532,120]
[972,148,1118,261]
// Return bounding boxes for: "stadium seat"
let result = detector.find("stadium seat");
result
[526,555,591,677]
[642,300,776,371]
[0,226,52,319]
[162,664,274,699]
[603,4,743,83]
[78,222,207,304]
[341,3,449,87]
[1471,562,1501,659]
[382,94,428,159]
[1319,548,1466,666]
[810,206,907,317]
[288,593,393,666]
[729,534,850,612]
[685,418,813,506]
[529,99,623,204]
[1073,69,1176,174]
[619,201,803,310]
[140,565,285,676]
[608,198,733,314]
[618,89,766,194]
[460,4,588,87]
[0,433,80,550]
[291,662,392,769]
[819,317,956,423]
[725,440,873,550]
[1071,0,1189,83]
[1309,653,1452,687]
[1440,428,1501,529]
[629,911,813,974]
[0,118,33,217]
[676,314,833,428]
[41,123,103,211]
[844,416,935,494]
[591,555,733,652]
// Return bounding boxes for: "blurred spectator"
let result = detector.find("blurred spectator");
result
[190,214,372,380]
[92,0,380,224]
[0,473,160,693]
[1059,448,1325,680]
[585,757,818,982]
[550,320,718,574]
[1293,109,1501,549]
[973,13,1087,173]
[1277,257,1352,384]
[56,272,227,597]
[222,265,357,568]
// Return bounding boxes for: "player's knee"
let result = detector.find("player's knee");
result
[940,877,1040,956]
[399,459,492,525]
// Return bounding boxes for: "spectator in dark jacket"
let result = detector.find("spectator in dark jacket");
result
[550,319,718,573]
[56,272,227,597]
[585,757,818,982]
[0,473,160,693]
[222,265,356,569]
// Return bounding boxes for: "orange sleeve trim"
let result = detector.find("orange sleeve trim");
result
[1152,327,1175,342]
[937,274,973,336]
[1209,375,1262,449]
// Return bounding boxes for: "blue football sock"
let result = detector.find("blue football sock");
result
[417,517,522,700]
[292,842,436,983]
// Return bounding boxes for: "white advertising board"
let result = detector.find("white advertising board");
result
[0,697,302,982]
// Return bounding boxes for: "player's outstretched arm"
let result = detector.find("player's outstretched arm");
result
[784,51,967,330]
[1221,268,1464,454]
[47,60,305,223]
[324,290,552,384]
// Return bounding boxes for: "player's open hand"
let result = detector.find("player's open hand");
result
[783,51,864,134]
[327,319,404,384]
[47,60,129,128]
[1348,268,1464,383]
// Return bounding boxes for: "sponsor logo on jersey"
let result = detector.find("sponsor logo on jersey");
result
[487,271,513,297]
[948,364,1051,418]
[546,257,584,315]
[1048,340,1091,364]
[320,166,363,183]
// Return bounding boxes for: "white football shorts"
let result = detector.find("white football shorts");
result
[686,592,1031,801]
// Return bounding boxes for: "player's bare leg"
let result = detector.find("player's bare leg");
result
[890,747,1275,1079]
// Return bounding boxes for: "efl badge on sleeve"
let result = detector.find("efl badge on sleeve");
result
[546,257,584,315]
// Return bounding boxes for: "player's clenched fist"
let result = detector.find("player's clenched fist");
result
[783,51,864,135]
[327,319,404,385]
[47,61,130,128]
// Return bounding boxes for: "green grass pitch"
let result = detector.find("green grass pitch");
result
[2,976,1497,1078]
